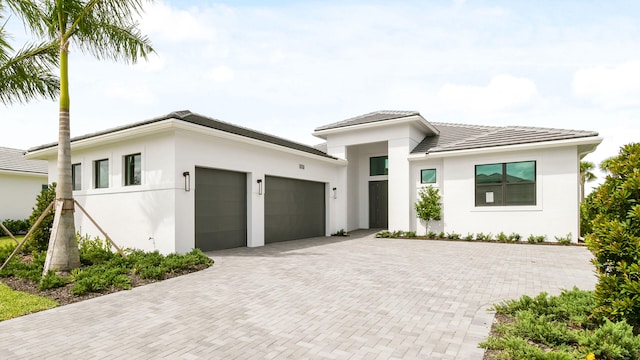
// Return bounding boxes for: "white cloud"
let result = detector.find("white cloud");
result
[206,66,235,83]
[140,1,216,42]
[105,84,155,105]
[572,61,640,109]
[134,53,166,72]
[437,75,538,113]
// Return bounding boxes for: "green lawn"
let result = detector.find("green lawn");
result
[0,282,58,321]
[0,236,23,248]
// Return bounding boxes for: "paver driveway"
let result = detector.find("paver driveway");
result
[0,231,596,359]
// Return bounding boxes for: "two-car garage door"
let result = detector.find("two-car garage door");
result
[195,168,325,251]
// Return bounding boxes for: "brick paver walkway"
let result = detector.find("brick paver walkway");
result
[0,231,596,359]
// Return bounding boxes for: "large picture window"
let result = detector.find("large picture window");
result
[475,161,536,206]
[72,163,81,191]
[94,159,109,189]
[124,153,141,186]
[370,156,388,176]
[421,169,436,184]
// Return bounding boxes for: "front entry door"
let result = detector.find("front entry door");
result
[369,180,388,228]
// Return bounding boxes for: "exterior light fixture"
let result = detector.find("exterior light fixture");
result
[183,171,190,192]
[257,179,263,195]
[333,187,337,199]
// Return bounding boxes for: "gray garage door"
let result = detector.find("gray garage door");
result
[265,176,325,243]
[195,167,247,251]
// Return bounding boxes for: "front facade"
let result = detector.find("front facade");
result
[26,110,601,253]
[0,147,48,222]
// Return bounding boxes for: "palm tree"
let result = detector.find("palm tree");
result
[0,1,59,104]
[580,160,596,202]
[16,0,154,273]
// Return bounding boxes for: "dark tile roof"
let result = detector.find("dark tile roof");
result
[411,122,599,154]
[28,111,337,160]
[315,110,421,132]
[0,146,47,174]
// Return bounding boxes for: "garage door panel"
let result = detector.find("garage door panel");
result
[195,167,247,252]
[265,176,325,243]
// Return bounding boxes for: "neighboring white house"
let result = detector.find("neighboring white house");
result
[0,147,48,222]
[25,110,601,253]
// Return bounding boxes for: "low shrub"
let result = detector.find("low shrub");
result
[39,271,70,290]
[528,234,546,243]
[463,233,474,241]
[555,233,572,245]
[446,232,461,240]
[497,232,508,242]
[475,232,492,241]
[331,229,348,236]
[1,219,29,235]
[481,288,640,359]
[78,234,116,265]
[508,233,522,242]
[437,231,445,239]
[427,231,437,239]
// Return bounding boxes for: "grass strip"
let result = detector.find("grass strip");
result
[0,282,58,321]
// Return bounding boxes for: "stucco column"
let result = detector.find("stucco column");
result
[247,172,265,247]
[327,145,348,233]
[388,138,411,231]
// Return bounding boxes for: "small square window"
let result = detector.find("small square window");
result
[421,169,436,184]
[370,156,388,176]
[94,159,109,189]
[124,153,141,186]
[72,163,82,191]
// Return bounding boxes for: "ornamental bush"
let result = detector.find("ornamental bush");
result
[586,143,640,332]
[414,186,442,235]
[27,183,56,252]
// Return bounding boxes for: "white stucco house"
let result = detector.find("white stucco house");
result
[0,147,48,222]
[25,110,601,253]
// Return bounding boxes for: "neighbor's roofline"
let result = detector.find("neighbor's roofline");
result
[408,135,603,160]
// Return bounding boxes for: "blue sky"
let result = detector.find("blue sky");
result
[3,0,640,188]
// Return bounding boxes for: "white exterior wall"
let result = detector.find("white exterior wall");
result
[45,132,179,254]
[0,172,47,221]
[173,129,344,253]
[410,146,581,241]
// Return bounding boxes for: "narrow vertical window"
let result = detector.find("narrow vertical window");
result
[124,153,141,186]
[94,159,109,189]
[72,163,82,190]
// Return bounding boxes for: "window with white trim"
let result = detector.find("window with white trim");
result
[475,161,536,206]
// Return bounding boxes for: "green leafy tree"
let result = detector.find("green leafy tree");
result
[14,0,154,273]
[414,186,442,235]
[27,183,56,251]
[580,160,597,202]
[0,0,59,104]
[586,143,640,332]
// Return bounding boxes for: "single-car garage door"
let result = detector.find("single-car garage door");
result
[195,167,247,251]
[265,176,325,243]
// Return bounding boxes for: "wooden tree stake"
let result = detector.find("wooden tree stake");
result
[0,201,54,271]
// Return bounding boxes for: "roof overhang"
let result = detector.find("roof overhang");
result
[0,169,48,177]
[312,114,440,140]
[408,136,603,161]
[25,118,348,166]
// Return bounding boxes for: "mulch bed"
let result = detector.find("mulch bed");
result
[1,264,210,306]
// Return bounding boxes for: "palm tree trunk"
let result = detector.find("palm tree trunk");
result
[42,42,80,274]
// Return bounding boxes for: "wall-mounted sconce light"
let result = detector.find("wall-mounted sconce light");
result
[183,171,190,192]
[332,187,337,199]
[257,179,263,195]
